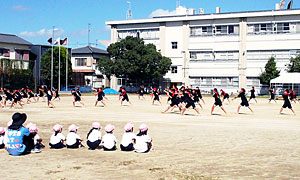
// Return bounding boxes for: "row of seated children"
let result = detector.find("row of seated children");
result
[0,113,152,155]
[49,122,152,153]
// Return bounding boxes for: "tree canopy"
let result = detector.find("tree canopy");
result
[96,36,172,83]
[41,46,72,88]
[286,52,300,72]
[259,56,280,85]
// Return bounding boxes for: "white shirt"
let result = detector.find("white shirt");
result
[102,133,117,149]
[33,134,40,145]
[66,132,81,146]
[121,132,136,147]
[50,132,66,145]
[87,129,102,142]
[134,135,152,153]
[0,135,4,145]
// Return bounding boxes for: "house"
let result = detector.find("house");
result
[71,46,109,88]
[0,33,33,69]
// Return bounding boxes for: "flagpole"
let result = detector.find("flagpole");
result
[58,38,61,91]
[66,38,68,91]
[51,26,55,89]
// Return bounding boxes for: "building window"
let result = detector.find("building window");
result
[248,22,295,35]
[15,50,29,60]
[171,66,178,73]
[75,58,87,66]
[0,49,9,57]
[190,25,239,37]
[117,28,159,40]
[171,42,178,49]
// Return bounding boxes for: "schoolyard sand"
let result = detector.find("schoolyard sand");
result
[0,95,300,180]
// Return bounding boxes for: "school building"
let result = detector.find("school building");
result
[106,7,300,93]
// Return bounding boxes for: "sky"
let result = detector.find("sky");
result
[1,0,299,49]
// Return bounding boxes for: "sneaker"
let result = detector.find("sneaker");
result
[31,148,41,153]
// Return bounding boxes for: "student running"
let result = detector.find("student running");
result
[220,89,230,104]
[151,88,162,105]
[71,89,85,107]
[232,88,254,114]
[211,88,227,115]
[248,86,257,103]
[279,89,296,115]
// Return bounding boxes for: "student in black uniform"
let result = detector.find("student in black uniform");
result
[27,89,37,103]
[10,90,23,109]
[3,88,13,107]
[151,88,162,105]
[120,88,132,106]
[37,87,46,102]
[72,89,84,107]
[220,89,230,104]
[45,88,55,108]
[52,88,60,101]
[248,86,257,103]
[211,88,227,115]
[267,87,277,103]
[161,89,181,113]
[181,89,200,115]
[192,89,203,109]
[195,87,205,104]
[21,88,28,103]
[232,88,254,114]
[279,89,296,115]
[93,88,107,107]
[289,89,298,103]
[137,86,146,100]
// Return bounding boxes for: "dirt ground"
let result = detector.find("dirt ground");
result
[0,94,300,180]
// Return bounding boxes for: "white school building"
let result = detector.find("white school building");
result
[106,7,300,93]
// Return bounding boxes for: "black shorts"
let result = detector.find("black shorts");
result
[120,143,134,151]
[154,96,159,101]
[13,98,18,103]
[250,95,255,99]
[282,101,292,109]
[193,97,199,103]
[49,142,65,149]
[139,93,144,96]
[214,99,222,106]
[75,96,81,102]
[67,139,81,149]
[47,95,52,102]
[270,94,275,100]
[224,94,229,99]
[97,97,103,101]
[122,95,129,102]
[240,101,249,107]
[170,100,178,107]
[185,102,196,109]
[87,140,101,150]
[198,95,203,99]
[6,96,13,101]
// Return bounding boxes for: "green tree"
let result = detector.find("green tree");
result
[41,46,72,88]
[259,57,280,85]
[0,58,34,89]
[96,36,172,84]
[286,53,300,72]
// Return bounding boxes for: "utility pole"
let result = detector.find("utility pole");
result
[88,23,91,46]
[51,26,55,89]
[127,1,132,19]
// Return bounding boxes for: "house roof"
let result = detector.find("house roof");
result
[271,73,300,84]
[0,33,32,46]
[72,46,108,55]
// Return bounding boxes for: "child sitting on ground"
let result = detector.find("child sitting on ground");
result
[0,127,5,149]
[66,124,83,149]
[120,123,136,151]
[134,124,152,153]
[86,122,102,150]
[102,124,117,151]
[49,124,66,149]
